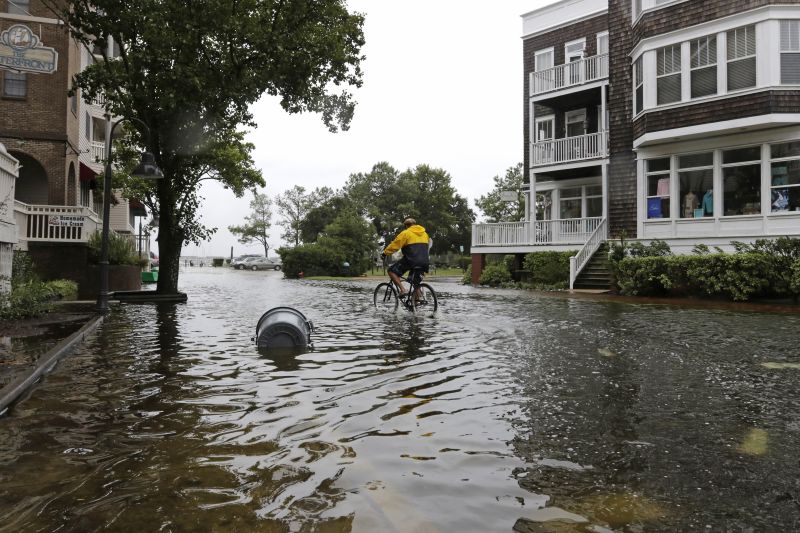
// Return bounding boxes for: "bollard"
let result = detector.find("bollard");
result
[254,307,314,349]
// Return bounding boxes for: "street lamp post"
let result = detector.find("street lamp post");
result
[96,114,163,314]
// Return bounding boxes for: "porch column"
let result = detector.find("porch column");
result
[471,253,485,286]
[602,162,608,219]
[529,172,537,244]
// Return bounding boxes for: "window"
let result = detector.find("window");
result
[722,146,761,216]
[657,44,681,104]
[690,35,717,98]
[597,32,609,56]
[2,71,26,98]
[646,158,671,219]
[84,112,91,140]
[678,152,714,218]
[727,25,756,91]
[533,115,554,164]
[533,48,554,93]
[560,187,582,219]
[80,181,91,207]
[780,20,800,84]
[770,141,800,213]
[586,185,603,217]
[634,57,643,115]
[565,39,585,85]
[7,0,29,15]
[565,109,586,138]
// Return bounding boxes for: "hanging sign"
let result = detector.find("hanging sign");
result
[48,215,84,228]
[500,190,519,202]
[0,25,58,74]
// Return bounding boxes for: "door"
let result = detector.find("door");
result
[535,116,554,164]
[565,39,585,85]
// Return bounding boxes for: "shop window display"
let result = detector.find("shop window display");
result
[722,147,761,216]
[646,158,670,219]
[678,152,713,218]
[771,141,800,213]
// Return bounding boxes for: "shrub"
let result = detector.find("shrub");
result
[791,259,800,298]
[44,279,78,300]
[523,251,572,288]
[212,258,224,267]
[461,264,472,285]
[87,231,145,266]
[457,256,471,271]
[478,264,512,287]
[278,244,346,278]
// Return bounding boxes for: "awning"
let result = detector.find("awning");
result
[79,162,98,182]
[129,198,147,217]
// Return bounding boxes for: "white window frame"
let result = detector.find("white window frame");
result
[656,44,682,105]
[690,35,718,99]
[721,145,762,216]
[633,57,644,116]
[780,20,800,85]
[534,47,554,72]
[677,152,715,218]
[564,38,586,62]
[726,24,757,92]
[597,31,609,56]
[535,115,554,142]
[769,141,800,213]
[645,158,672,220]
[533,47,555,94]
[565,109,586,138]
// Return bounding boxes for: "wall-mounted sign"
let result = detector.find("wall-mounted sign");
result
[49,215,84,228]
[500,190,519,202]
[0,24,58,74]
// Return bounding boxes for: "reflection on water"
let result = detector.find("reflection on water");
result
[0,270,799,532]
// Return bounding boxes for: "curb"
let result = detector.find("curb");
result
[0,314,104,416]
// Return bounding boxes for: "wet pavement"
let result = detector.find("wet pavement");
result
[0,268,799,532]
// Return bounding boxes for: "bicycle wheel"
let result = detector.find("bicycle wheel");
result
[411,283,438,313]
[373,282,399,311]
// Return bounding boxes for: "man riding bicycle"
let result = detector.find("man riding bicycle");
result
[383,218,430,298]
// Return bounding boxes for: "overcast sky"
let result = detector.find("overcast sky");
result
[181,1,555,258]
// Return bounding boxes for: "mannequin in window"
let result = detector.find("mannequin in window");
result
[683,191,699,218]
[702,189,713,215]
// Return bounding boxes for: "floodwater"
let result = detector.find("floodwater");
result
[1,269,799,532]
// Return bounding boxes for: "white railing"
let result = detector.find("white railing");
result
[569,217,608,290]
[14,201,102,243]
[90,141,106,163]
[472,217,603,247]
[532,131,607,166]
[531,53,609,96]
[92,95,105,107]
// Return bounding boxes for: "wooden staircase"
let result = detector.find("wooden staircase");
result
[572,243,611,290]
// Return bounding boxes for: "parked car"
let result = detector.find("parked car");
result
[243,257,282,271]
[231,255,261,269]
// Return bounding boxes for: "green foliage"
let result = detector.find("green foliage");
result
[0,279,78,320]
[475,163,525,223]
[87,231,144,266]
[212,258,224,267]
[523,251,572,288]
[626,239,672,258]
[461,264,472,285]
[791,260,800,297]
[44,280,78,300]
[12,250,37,285]
[457,256,471,271]
[228,191,272,256]
[300,194,353,243]
[278,244,345,278]
[478,264,512,287]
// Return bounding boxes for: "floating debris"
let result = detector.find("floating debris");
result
[737,428,768,455]
[597,347,616,358]
[760,362,800,370]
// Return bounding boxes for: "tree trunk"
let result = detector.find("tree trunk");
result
[156,180,182,294]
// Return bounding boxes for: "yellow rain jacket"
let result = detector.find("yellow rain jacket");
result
[383,224,430,266]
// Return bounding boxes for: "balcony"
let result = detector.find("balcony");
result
[472,217,603,248]
[532,131,608,167]
[90,141,106,163]
[530,54,608,97]
[14,202,102,246]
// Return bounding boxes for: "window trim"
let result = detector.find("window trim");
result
[564,38,586,63]
[726,25,757,93]
[597,31,609,56]
[2,70,27,100]
[690,35,718,99]
[656,44,682,105]
[534,115,555,142]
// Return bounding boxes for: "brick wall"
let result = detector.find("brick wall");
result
[608,0,637,238]
[523,14,609,182]
[632,0,800,42]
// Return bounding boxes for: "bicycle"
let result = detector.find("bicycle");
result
[373,266,438,313]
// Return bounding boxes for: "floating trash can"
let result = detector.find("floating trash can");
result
[255,307,314,349]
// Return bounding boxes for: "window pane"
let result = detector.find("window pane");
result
[635,85,643,114]
[597,34,609,55]
[723,164,761,216]
[647,174,670,197]
[728,57,756,90]
[561,187,582,199]
[781,53,800,84]
[586,196,603,217]
[771,160,800,187]
[772,141,800,159]
[679,169,714,217]
[691,66,717,98]
[657,74,681,104]
[586,185,602,196]
[7,0,29,15]
[679,152,713,168]
[781,20,800,51]
[771,187,800,213]
[560,198,581,219]
[647,158,670,172]
[3,72,26,97]
[647,197,669,219]
[723,146,760,164]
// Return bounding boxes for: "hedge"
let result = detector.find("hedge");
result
[523,251,572,288]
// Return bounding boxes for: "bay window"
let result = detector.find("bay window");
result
[634,57,643,115]
[727,25,756,91]
[722,146,761,216]
[780,20,800,85]
[770,141,800,213]
[690,35,717,98]
[678,152,714,218]
[646,158,671,219]
[656,44,681,104]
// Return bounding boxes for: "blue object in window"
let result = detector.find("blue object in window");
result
[702,190,713,215]
[647,197,662,218]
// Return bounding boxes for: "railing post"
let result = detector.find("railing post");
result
[569,256,576,290]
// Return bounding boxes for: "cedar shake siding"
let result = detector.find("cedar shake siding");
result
[523,14,608,183]
[632,0,800,43]
[633,90,800,139]
[608,0,637,238]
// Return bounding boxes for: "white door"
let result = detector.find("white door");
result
[565,39,585,84]
[535,116,555,164]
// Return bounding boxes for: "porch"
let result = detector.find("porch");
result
[471,217,603,250]
[530,53,608,96]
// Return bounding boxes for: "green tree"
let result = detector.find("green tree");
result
[299,194,353,243]
[475,163,525,223]
[46,0,365,294]
[228,191,273,257]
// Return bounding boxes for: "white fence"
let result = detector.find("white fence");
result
[472,217,603,247]
[530,54,609,96]
[532,131,608,166]
[14,201,102,243]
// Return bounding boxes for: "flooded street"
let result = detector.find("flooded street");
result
[1,268,799,532]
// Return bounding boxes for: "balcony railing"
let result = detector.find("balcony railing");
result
[472,217,603,247]
[90,140,106,163]
[531,53,609,96]
[14,201,102,244]
[532,131,608,167]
